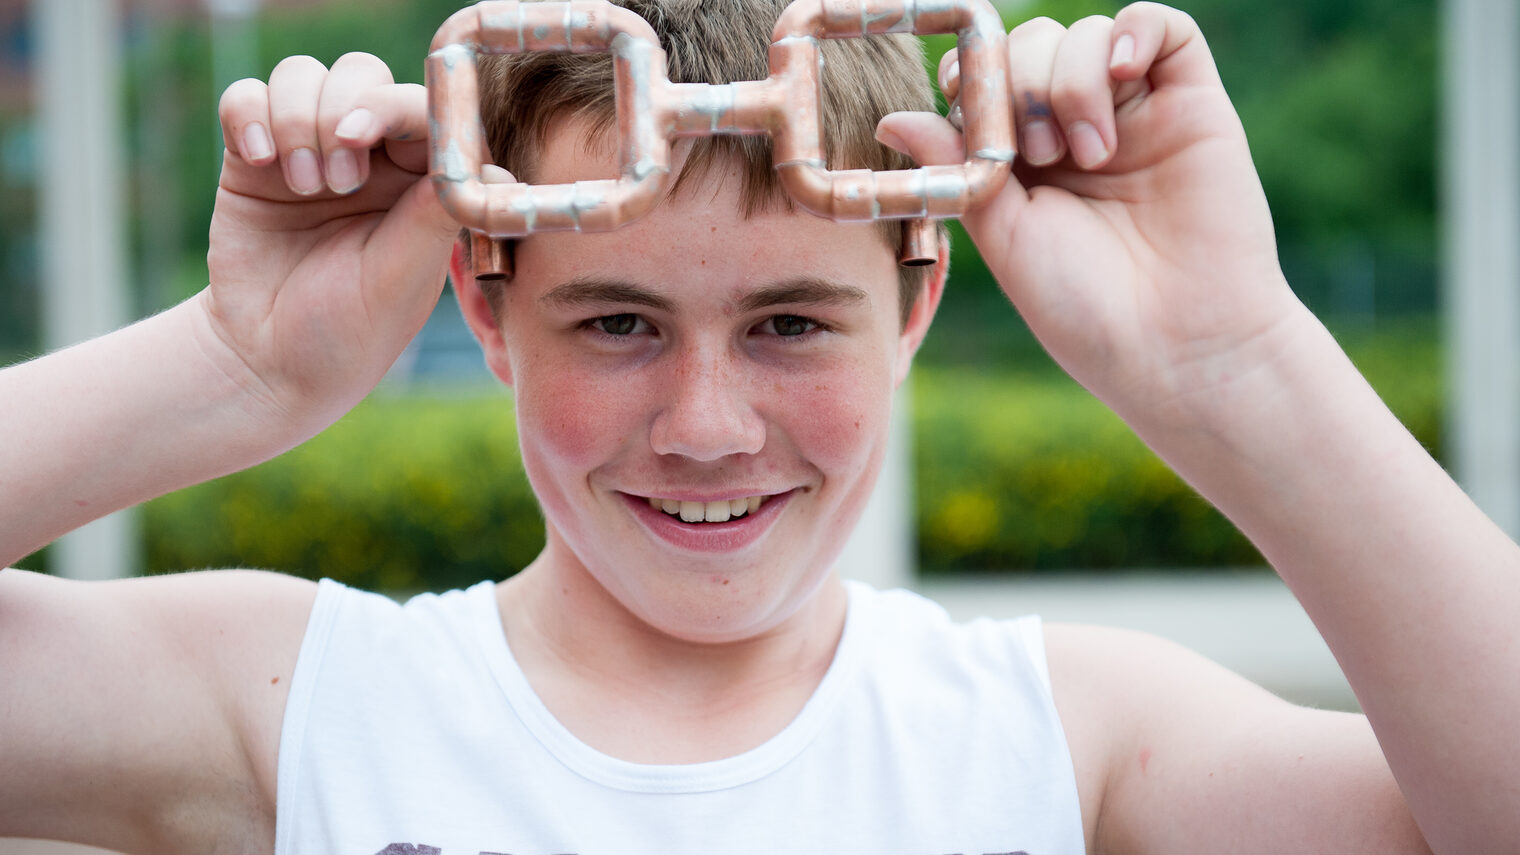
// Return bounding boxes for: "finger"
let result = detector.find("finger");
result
[266,55,329,196]
[218,78,276,166]
[315,53,394,194]
[874,111,965,167]
[1005,16,1068,167]
[336,83,431,148]
[1049,15,1117,170]
[347,84,434,175]
[937,47,961,104]
[482,164,516,183]
[1111,2,1221,90]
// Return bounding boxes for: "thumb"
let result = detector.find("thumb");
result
[875,111,967,166]
[364,176,457,313]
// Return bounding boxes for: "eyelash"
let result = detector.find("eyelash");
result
[580,314,831,340]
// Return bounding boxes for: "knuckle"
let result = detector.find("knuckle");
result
[1010,16,1064,41]
[1069,14,1116,31]
[333,51,390,76]
[271,54,325,77]
[1013,87,1054,119]
[335,50,381,65]
[1048,74,1106,116]
[218,77,267,111]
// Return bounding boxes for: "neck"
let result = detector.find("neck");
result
[495,539,849,763]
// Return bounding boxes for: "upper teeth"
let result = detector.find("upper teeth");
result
[647,495,766,522]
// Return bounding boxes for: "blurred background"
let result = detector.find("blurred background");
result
[1,0,1516,737]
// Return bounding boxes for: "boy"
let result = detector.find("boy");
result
[2,1,1516,853]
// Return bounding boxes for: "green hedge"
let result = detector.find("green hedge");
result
[145,392,544,592]
[142,323,1441,586]
[913,321,1441,573]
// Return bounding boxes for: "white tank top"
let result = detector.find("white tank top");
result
[275,580,1085,855]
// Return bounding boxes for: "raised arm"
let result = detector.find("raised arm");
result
[0,54,457,852]
[1,53,457,569]
[881,3,1517,853]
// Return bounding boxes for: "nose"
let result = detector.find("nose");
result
[648,346,766,461]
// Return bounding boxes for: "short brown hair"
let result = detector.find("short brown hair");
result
[472,0,940,324]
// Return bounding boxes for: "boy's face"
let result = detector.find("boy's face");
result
[462,119,939,643]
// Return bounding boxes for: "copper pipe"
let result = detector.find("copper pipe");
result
[427,0,1014,269]
[470,231,513,281]
[899,217,940,266]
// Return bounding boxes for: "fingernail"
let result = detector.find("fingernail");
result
[335,108,373,141]
[1022,119,1061,166]
[287,147,323,195]
[874,127,909,155]
[242,122,274,162]
[1111,33,1136,68]
[942,59,961,101]
[1067,122,1109,169]
[481,164,515,184]
[327,148,360,194]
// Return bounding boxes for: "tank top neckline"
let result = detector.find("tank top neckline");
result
[463,579,870,794]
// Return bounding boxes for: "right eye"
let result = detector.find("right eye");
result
[591,314,645,336]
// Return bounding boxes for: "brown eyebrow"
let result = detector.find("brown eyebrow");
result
[736,278,870,314]
[539,277,675,313]
[538,275,869,315]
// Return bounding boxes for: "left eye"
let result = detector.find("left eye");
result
[761,315,818,337]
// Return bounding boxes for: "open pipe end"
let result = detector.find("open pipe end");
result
[898,217,939,267]
[471,233,514,281]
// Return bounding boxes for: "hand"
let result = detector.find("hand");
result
[878,3,1305,431]
[207,52,460,436]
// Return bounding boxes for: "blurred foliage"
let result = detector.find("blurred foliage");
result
[4,0,1444,580]
[141,389,544,592]
[0,0,1437,362]
[126,321,1440,585]
[917,0,1438,364]
[914,318,1442,572]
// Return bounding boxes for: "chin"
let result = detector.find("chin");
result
[589,550,837,646]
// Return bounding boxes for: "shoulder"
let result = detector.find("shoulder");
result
[1041,622,1426,855]
[0,568,319,852]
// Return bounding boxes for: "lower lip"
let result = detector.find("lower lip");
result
[621,491,793,553]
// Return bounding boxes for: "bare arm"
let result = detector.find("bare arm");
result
[0,569,315,852]
[1,54,455,851]
[883,3,1517,851]
[0,296,293,569]
[2,55,457,569]
[1048,624,1430,855]
[1133,277,1520,853]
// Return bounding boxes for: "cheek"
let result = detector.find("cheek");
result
[513,359,643,476]
[768,361,895,472]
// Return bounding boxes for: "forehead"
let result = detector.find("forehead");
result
[511,118,900,301]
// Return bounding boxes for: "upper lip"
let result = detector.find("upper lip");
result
[624,488,790,503]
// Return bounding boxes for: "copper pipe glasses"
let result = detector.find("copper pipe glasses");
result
[427,0,1014,278]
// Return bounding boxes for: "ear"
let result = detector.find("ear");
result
[450,239,515,387]
[893,237,948,387]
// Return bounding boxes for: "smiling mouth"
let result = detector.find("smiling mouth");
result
[644,495,769,523]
